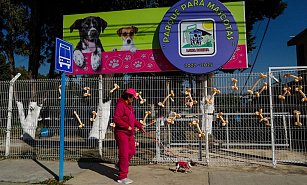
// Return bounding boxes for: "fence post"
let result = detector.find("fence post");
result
[203,76,209,164]
[98,75,103,157]
[268,68,277,166]
[156,117,161,162]
[226,115,229,150]
[5,73,21,157]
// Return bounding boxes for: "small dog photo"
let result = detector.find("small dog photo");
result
[70,16,108,71]
[116,26,138,53]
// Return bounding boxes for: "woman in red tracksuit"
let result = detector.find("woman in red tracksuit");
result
[113,88,145,184]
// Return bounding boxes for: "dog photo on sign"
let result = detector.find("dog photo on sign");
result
[70,16,107,71]
[116,25,138,53]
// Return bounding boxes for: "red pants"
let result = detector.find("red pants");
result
[115,131,136,180]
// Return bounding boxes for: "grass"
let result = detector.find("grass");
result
[34,176,73,185]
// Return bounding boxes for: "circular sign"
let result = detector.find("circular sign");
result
[159,0,238,74]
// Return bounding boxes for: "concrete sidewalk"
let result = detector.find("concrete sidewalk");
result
[0,159,307,185]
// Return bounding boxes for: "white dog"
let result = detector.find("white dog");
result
[117,26,138,52]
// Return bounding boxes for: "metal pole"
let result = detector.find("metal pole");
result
[226,115,229,150]
[5,73,21,157]
[98,75,103,157]
[282,115,288,146]
[268,68,276,167]
[288,115,292,151]
[59,72,66,181]
[156,117,161,162]
[204,75,209,164]
[166,81,171,147]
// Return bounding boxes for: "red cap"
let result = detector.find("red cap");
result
[125,88,138,99]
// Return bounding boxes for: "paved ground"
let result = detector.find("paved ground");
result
[0,159,307,185]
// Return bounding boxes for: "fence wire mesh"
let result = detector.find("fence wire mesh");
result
[0,69,306,166]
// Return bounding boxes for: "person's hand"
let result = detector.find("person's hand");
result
[139,127,146,133]
[128,126,132,131]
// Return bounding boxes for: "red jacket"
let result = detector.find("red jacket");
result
[113,97,143,135]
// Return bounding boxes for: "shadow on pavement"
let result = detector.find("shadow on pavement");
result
[77,161,118,181]
[32,158,59,180]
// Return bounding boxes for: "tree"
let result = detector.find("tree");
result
[0,0,30,78]
[243,0,287,53]
[0,0,287,78]
[0,54,10,80]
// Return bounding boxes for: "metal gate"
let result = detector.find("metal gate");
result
[269,66,307,165]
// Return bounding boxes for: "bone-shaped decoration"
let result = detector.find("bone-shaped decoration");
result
[247,73,267,95]
[158,90,175,108]
[295,86,307,102]
[185,88,197,108]
[278,86,291,100]
[110,122,115,128]
[189,119,205,138]
[216,112,229,126]
[205,88,220,105]
[255,109,271,127]
[255,82,268,98]
[136,91,146,104]
[284,74,303,82]
[90,111,97,122]
[231,78,238,91]
[58,85,61,99]
[74,111,85,128]
[140,111,151,126]
[110,83,120,93]
[293,110,302,127]
[165,112,181,124]
[83,87,91,97]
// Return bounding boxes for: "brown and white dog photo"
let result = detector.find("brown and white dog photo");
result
[116,26,138,52]
[70,16,107,71]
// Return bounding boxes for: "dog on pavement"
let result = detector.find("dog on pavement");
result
[175,160,196,173]
[116,26,138,53]
[70,16,107,71]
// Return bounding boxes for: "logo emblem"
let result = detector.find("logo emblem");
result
[179,19,216,57]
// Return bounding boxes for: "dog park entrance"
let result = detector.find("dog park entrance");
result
[1,66,306,166]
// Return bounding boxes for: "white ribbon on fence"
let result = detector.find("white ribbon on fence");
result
[89,100,111,139]
[16,101,42,140]
[202,96,214,135]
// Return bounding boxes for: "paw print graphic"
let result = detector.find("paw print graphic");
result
[141,54,146,59]
[150,53,158,61]
[124,55,132,61]
[147,63,153,68]
[133,60,142,68]
[109,59,120,68]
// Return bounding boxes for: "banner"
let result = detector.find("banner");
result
[63,1,247,75]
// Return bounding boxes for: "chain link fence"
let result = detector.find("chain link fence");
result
[0,68,306,166]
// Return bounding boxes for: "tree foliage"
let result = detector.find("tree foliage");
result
[0,0,30,78]
[1,0,287,78]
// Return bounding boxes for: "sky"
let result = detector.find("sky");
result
[246,0,307,73]
[15,0,307,75]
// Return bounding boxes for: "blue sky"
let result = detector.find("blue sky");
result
[15,0,307,75]
[247,0,307,73]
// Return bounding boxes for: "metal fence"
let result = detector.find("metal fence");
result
[0,67,306,166]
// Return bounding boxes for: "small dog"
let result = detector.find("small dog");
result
[116,26,138,52]
[70,16,107,71]
[175,160,196,173]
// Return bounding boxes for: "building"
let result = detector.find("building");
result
[287,28,307,66]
